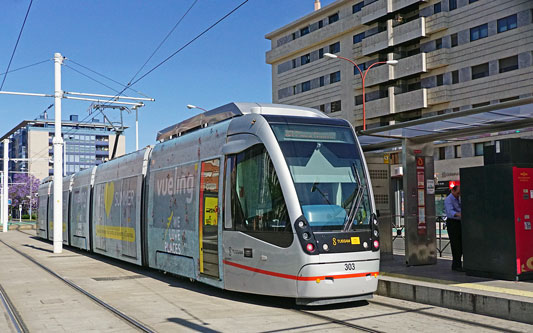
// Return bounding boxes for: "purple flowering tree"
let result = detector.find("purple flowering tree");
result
[9,173,40,216]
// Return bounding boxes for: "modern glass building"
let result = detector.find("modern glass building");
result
[0,114,125,181]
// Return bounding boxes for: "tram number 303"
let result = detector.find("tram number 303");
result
[344,262,356,271]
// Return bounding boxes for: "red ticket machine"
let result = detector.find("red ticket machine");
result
[513,168,533,276]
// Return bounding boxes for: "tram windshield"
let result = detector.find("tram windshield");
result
[271,123,371,231]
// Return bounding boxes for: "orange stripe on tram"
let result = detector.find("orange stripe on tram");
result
[223,260,379,281]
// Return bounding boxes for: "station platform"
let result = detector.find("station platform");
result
[0,229,531,332]
[378,254,533,324]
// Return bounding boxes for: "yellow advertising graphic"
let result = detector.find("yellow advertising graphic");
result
[95,225,135,242]
[351,237,360,245]
[204,197,218,226]
[104,182,115,217]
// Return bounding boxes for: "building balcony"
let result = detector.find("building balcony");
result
[391,17,426,46]
[395,88,428,113]
[362,17,426,56]
[361,0,389,25]
[426,48,448,70]
[355,88,428,120]
[425,11,448,35]
[362,29,389,56]
[362,0,427,25]
[427,86,450,105]
[364,53,427,87]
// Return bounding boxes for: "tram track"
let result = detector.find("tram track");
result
[0,282,28,333]
[0,238,154,333]
[295,309,384,333]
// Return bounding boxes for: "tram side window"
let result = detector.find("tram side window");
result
[230,144,293,248]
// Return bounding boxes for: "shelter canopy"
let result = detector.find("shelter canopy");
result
[358,98,533,151]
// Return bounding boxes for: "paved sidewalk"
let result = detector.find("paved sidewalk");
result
[378,255,533,324]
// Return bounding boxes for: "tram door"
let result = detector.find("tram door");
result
[199,159,220,278]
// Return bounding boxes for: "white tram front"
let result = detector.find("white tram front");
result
[38,103,379,305]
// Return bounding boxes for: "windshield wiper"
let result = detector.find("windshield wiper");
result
[343,163,365,231]
[311,181,332,205]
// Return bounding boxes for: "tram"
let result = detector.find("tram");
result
[37,102,380,305]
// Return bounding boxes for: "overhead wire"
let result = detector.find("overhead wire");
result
[66,59,151,98]
[17,0,251,164]
[89,0,250,109]
[129,0,199,83]
[0,0,34,90]
[0,59,50,77]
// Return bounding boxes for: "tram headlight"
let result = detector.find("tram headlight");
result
[322,244,329,251]
[373,229,379,238]
[298,221,306,229]
[363,241,368,249]
[303,232,311,240]
[373,218,378,226]
[306,243,315,252]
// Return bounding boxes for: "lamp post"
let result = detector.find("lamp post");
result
[186,104,208,112]
[187,104,209,128]
[324,53,398,130]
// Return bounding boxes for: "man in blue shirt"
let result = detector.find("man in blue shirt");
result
[445,185,462,271]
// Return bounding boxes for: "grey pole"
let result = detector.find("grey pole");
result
[52,53,64,253]
[2,139,9,232]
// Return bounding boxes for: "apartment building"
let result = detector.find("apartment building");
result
[266,0,533,216]
[0,115,125,180]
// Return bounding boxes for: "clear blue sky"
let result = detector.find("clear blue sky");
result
[1,0,336,153]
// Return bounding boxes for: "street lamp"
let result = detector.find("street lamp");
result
[324,53,398,130]
[186,104,208,112]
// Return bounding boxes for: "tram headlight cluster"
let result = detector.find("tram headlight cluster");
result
[373,229,379,238]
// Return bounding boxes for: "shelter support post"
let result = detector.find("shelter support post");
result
[402,139,437,265]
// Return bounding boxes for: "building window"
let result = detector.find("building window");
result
[454,145,461,158]
[291,59,297,69]
[300,26,310,37]
[435,38,442,50]
[452,70,459,84]
[353,32,365,44]
[330,71,341,83]
[474,142,486,156]
[301,53,311,65]
[319,76,325,87]
[498,14,517,33]
[434,2,441,14]
[452,107,460,112]
[355,95,363,106]
[319,48,324,59]
[436,74,444,86]
[471,63,489,80]
[329,42,340,54]
[449,0,457,10]
[473,101,490,108]
[469,0,478,3]
[500,96,519,103]
[353,2,364,13]
[451,33,458,47]
[318,20,323,29]
[470,24,488,41]
[301,81,311,92]
[330,100,341,112]
[318,104,325,113]
[439,147,446,160]
[499,55,518,73]
[328,13,339,24]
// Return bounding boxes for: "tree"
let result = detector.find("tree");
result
[9,173,40,216]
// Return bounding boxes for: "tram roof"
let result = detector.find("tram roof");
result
[358,97,533,151]
[156,102,327,142]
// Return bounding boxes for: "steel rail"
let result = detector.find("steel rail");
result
[0,238,154,333]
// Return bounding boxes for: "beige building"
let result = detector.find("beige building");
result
[266,0,533,217]
[1,116,125,181]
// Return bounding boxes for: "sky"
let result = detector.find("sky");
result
[0,0,337,153]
